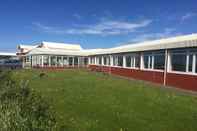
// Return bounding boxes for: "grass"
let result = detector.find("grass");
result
[12,69,197,131]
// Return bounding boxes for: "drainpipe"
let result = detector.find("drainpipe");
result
[109,54,114,74]
[163,49,168,86]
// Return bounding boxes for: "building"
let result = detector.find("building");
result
[0,52,21,69]
[18,34,197,91]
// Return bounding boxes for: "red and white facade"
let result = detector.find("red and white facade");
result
[19,34,197,91]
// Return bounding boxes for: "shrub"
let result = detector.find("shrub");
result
[39,72,47,78]
[0,71,57,131]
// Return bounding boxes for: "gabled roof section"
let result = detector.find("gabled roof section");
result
[40,41,82,51]
[17,45,38,50]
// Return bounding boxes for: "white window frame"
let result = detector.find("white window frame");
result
[142,51,165,72]
[153,51,165,70]
[169,48,197,75]
[143,53,154,70]
[112,55,123,67]
[125,53,140,69]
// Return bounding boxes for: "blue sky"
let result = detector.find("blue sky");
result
[0,0,197,51]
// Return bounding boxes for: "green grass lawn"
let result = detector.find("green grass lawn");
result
[13,69,197,131]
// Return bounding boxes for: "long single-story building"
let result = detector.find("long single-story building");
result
[0,52,21,69]
[17,34,197,91]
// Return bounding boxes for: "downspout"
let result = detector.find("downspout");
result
[163,49,168,86]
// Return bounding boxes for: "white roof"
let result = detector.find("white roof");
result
[27,33,197,56]
[90,33,197,55]
[28,48,86,56]
[0,52,16,56]
[18,45,37,50]
[40,41,82,51]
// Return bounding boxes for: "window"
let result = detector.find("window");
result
[143,51,165,70]
[112,55,123,66]
[118,56,123,67]
[25,56,31,62]
[57,56,63,66]
[69,57,73,66]
[104,56,107,65]
[188,54,193,72]
[107,56,110,65]
[143,54,151,69]
[131,56,135,67]
[74,57,78,65]
[84,58,88,65]
[51,56,56,66]
[154,52,165,70]
[135,55,140,68]
[103,56,110,66]
[126,56,131,67]
[113,56,118,66]
[125,54,140,68]
[171,51,187,72]
[63,57,68,66]
[99,57,102,65]
[96,57,99,65]
[143,55,148,68]
[43,56,49,66]
[91,57,95,64]
[170,49,197,73]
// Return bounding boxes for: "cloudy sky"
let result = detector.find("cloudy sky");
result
[0,0,197,51]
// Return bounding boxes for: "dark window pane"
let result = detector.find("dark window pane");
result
[126,56,131,67]
[118,56,123,67]
[43,56,49,66]
[99,57,102,65]
[131,57,135,67]
[84,58,88,65]
[113,56,115,66]
[69,57,73,66]
[104,57,107,65]
[107,56,110,65]
[149,56,152,68]
[171,53,186,72]
[144,55,149,68]
[51,56,56,66]
[189,54,193,72]
[74,57,78,65]
[154,54,165,70]
[135,55,140,68]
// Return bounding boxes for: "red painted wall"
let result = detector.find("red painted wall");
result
[166,73,197,91]
[89,65,164,84]
[89,65,197,92]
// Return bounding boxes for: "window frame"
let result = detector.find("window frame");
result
[143,52,154,70]
[125,53,140,69]
[169,48,197,75]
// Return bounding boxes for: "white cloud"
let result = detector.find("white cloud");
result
[32,19,152,36]
[181,12,196,21]
[73,14,82,19]
[129,28,181,43]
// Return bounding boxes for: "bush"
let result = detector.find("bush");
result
[39,72,48,79]
[0,71,57,131]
